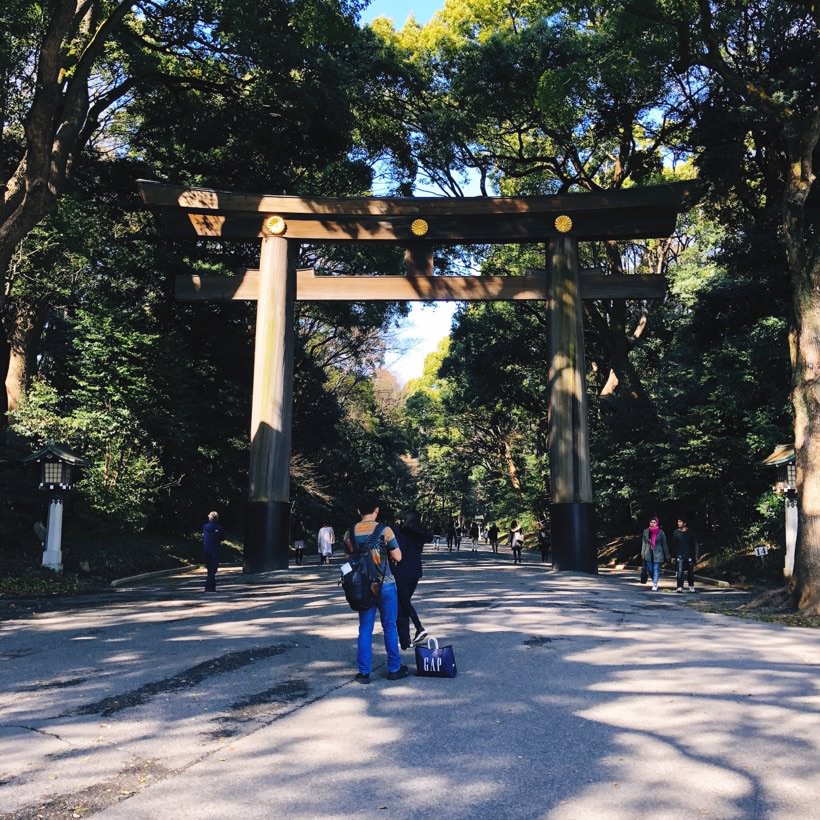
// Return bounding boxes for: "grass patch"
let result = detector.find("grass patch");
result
[687,598,820,629]
[0,529,243,598]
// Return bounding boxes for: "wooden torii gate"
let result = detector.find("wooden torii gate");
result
[138,181,691,575]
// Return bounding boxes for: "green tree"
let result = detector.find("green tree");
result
[368,1,689,411]
[637,0,820,610]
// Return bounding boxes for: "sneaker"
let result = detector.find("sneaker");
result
[687,586,695,592]
[652,585,659,592]
[676,587,683,593]
[354,673,370,684]
[387,665,409,680]
[412,629,428,646]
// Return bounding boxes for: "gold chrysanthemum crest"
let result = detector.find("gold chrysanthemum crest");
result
[265,215,287,235]
[554,214,573,233]
[410,218,429,237]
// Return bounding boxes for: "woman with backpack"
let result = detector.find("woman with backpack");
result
[394,510,431,650]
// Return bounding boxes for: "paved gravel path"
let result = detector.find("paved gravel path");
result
[1,547,819,819]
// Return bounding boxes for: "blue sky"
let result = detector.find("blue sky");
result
[358,0,459,386]
[360,0,443,26]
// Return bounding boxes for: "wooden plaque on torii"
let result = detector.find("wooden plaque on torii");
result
[138,180,692,575]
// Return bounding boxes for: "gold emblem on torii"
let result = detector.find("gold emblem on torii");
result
[265,215,288,235]
[410,218,429,237]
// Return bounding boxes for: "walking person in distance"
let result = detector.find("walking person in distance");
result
[672,515,700,592]
[317,520,335,565]
[641,515,670,592]
[488,522,500,553]
[292,516,307,565]
[469,520,479,551]
[446,520,457,552]
[202,511,224,593]
[509,520,524,564]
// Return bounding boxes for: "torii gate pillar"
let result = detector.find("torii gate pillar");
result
[244,236,298,572]
[548,236,596,573]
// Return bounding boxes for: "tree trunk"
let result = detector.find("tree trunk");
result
[3,299,47,415]
[501,438,523,494]
[584,241,655,411]
[790,274,820,615]
[684,0,820,614]
[784,113,820,615]
[0,319,9,427]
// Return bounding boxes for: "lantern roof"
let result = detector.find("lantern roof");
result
[760,444,794,467]
[23,441,89,467]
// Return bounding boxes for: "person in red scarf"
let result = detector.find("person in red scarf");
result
[640,516,670,591]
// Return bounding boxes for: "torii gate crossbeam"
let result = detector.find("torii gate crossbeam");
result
[138,180,692,575]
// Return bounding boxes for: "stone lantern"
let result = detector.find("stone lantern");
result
[760,444,797,579]
[24,442,89,572]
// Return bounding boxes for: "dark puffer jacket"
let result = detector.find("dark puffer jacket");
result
[394,520,432,580]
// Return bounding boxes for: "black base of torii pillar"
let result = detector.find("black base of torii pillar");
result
[243,236,298,573]
[547,235,598,574]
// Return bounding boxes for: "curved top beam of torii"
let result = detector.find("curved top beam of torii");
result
[137,180,695,243]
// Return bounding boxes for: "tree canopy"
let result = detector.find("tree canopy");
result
[1,0,818,612]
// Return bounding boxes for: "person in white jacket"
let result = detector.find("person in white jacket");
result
[317,522,335,565]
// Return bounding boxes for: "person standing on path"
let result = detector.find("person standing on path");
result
[317,521,335,565]
[292,517,307,565]
[393,510,431,650]
[509,520,524,564]
[202,511,224,593]
[446,520,457,552]
[345,494,407,684]
[488,522,500,553]
[672,515,700,592]
[537,521,550,563]
[469,521,479,551]
[641,516,670,591]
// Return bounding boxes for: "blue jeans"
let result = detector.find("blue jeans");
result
[357,581,401,674]
[648,560,661,586]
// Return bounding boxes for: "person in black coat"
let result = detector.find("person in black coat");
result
[394,510,431,649]
[672,515,700,592]
[446,519,457,552]
[202,511,224,592]
[292,516,307,565]
[487,522,500,553]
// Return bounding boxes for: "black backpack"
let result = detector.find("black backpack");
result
[340,523,386,612]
